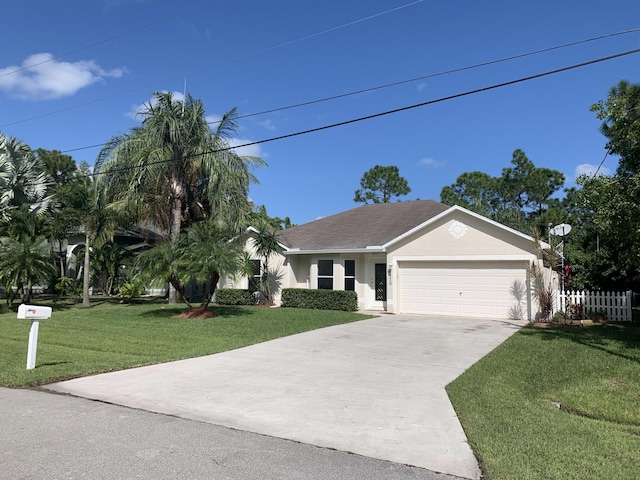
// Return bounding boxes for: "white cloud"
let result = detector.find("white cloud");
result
[574,163,612,178]
[0,53,125,100]
[418,157,446,168]
[257,119,276,131]
[228,137,263,158]
[417,82,427,92]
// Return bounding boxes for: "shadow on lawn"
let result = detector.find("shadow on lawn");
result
[520,322,640,364]
[137,304,258,319]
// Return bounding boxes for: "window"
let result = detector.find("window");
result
[317,260,333,289]
[248,259,261,292]
[344,260,356,291]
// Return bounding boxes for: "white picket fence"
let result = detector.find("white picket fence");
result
[555,290,634,322]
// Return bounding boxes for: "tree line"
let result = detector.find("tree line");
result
[0,92,284,312]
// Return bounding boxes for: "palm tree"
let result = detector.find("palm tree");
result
[250,223,282,304]
[0,209,56,305]
[136,220,250,311]
[81,183,122,307]
[0,133,52,220]
[95,92,265,303]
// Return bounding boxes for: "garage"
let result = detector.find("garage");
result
[398,261,529,319]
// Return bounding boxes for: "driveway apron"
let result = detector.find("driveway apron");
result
[45,315,524,480]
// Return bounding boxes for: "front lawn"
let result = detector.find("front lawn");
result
[447,323,640,480]
[0,299,371,388]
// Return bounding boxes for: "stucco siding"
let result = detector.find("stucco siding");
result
[390,212,537,258]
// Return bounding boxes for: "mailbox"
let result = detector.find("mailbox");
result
[18,304,52,319]
[17,304,52,370]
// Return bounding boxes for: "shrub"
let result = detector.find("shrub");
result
[281,288,358,312]
[118,279,145,301]
[55,276,79,297]
[215,288,255,306]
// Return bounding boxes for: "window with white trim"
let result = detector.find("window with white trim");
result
[248,259,261,292]
[317,260,333,290]
[344,260,356,291]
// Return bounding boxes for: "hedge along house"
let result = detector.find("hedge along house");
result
[227,200,553,321]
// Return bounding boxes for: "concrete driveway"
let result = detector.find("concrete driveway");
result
[45,314,524,480]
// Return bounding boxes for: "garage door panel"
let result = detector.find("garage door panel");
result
[398,262,528,319]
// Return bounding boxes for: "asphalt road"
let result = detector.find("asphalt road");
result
[1,387,462,480]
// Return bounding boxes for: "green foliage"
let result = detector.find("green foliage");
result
[96,92,265,237]
[590,80,640,175]
[281,288,358,311]
[251,204,295,229]
[136,221,251,309]
[214,288,255,305]
[118,279,145,301]
[90,242,132,296]
[250,222,283,303]
[55,276,79,297]
[0,133,53,220]
[440,149,565,233]
[354,165,411,204]
[564,174,640,291]
[440,171,499,215]
[0,234,56,304]
[35,148,77,189]
[448,324,640,479]
[95,92,265,304]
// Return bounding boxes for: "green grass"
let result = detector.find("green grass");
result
[0,298,371,388]
[447,323,640,480]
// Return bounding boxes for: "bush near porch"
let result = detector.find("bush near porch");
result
[281,288,358,312]
[215,288,256,306]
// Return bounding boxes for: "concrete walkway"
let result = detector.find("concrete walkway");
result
[45,315,524,480]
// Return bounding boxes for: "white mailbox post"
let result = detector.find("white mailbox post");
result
[17,304,52,370]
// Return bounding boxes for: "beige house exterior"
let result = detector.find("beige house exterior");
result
[227,200,552,321]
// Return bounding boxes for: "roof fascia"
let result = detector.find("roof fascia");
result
[283,246,385,256]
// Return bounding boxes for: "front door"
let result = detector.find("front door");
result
[368,261,387,309]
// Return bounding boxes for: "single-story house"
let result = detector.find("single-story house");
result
[226,200,554,321]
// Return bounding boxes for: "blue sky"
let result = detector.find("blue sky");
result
[1,0,639,225]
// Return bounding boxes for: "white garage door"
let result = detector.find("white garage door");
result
[398,261,528,319]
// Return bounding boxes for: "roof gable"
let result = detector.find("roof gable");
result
[384,205,545,250]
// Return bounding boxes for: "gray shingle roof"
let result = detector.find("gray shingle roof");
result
[277,200,450,251]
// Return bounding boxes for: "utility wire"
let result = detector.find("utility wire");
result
[83,47,640,180]
[231,27,640,123]
[0,0,423,130]
[60,27,640,155]
[0,0,219,80]
[592,149,610,177]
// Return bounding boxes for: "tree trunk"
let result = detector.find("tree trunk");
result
[200,271,220,310]
[169,274,191,308]
[82,233,91,308]
[167,193,183,305]
[24,279,32,303]
[58,240,66,278]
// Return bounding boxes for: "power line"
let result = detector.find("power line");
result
[0,0,424,131]
[60,27,640,155]
[84,47,640,180]
[592,149,610,177]
[232,27,640,122]
[0,0,219,80]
